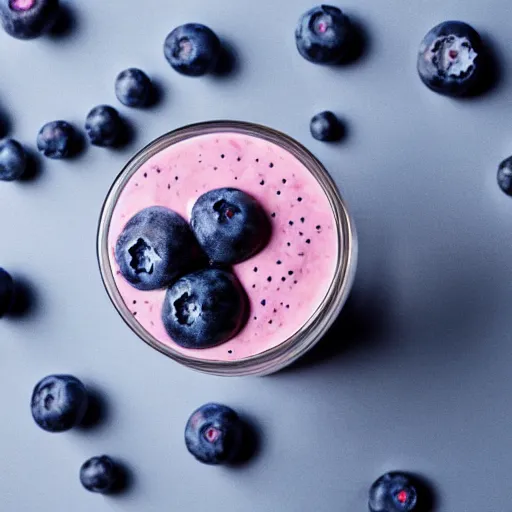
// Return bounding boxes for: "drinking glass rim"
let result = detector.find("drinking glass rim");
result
[97,120,357,376]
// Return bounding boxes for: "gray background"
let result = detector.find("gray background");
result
[1,0,511,510]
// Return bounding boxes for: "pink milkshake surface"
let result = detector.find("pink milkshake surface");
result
[107,131,339,361]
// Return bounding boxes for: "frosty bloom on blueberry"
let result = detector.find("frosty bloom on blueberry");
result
[310,111,343,142]
[161,269,248,349]
[369,472,421,512]
[498,156,512,196]
[185,403,245,465]
[191,187,271,265]
[0,0,60,39]
[115,206,202,291]
[417,21,485,97]
[115,68,152,108]
[85,105,122,147]
[80,455,118,494]
[164,23,221,76]
[31,374,88,433]
[0,138,27,181]
[37,120,78,159]
[295,4,353,64]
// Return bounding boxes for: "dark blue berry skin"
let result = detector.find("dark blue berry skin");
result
[164,23,221,77]
[310,111,343,141]
[37,121,77,159]
[0,138,26,181]
[498,156,512,196]
[191,187,270,264]
[162,269,247,349]
[417,21,484,97]
[295,5,353,64]
[85,105,121,147]
[0,268,14,318]
[80,456,117,494]
[369,472,419,512]
[31,375,88,433]
[115,68,152,108]
[0,0,59,40]
[115,206,202,291]
[185,403,244,465]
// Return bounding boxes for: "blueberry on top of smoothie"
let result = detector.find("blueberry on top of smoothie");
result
[115,68,152,108]
[185,403,245,465]
[162,268,247,349]
[191,187,271,264]
[115,206,202,291]
[369,472,420,512]
[417,21,484,96]
[0,267,14,317]
[31,374,88,432]
[0,138,27,181]
[164,23,221,76]
[0,0,59,39]
[295,5,353,64]
[85,105,122,147]
[37,120,78,159]
[80,455,118,494]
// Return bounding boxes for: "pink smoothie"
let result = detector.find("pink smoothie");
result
[107,131,339,361]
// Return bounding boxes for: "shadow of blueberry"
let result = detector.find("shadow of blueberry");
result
[7,275,38,318]
[336,15,371,66]
[18,146,42,183]
[110,116,136,150]
[213,38,240,78]
[0,109,12,138]
[144,78,166,109]
[408,473,437,512]
[49,2,78,39]
[78,387,108,430]
[109,460,135,495]
[229,415,262,467]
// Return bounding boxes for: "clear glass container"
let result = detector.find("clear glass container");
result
[97,121,357,376]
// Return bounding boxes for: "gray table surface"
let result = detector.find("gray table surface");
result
[1,0,512,510]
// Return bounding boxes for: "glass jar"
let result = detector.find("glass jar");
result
[97,121,357,376]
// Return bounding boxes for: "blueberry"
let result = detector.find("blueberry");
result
[115,206,202,291]
[0,0,59,40]
[161,269,247,349]
[37,120,77,159]
[0,138,26,180]
[295,5,353,64]
[164,23,221,77]
[417,21,485,97]
[498,156,512,196]
[0,267,14,317]
[369,472,420,512]
[115,68,152,108]
[310,111,343,141]
[31,374,88,432]
[80,455,117,494]
[185,403,244,465]
[191,187,270,264]
[85,105,121,147]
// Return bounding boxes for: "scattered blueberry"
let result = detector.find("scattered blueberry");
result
[191,187,270,264]
[85,105,122,147]
[164,23,221,76]
[0,0,59,40]
[498,156,512,196]
[417,21,484,97]
[0,138,26,180]
[310,111,343,141]
[295,5,353,64]
[369,472,419,512]
[36,120,78,159]
[162,268,247,349]
[115,68,152,108]
[115,206,202,291]
[185,403,244,465]
[80,455,117,494]
[0,267,14,317]
[31,374,88,432]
